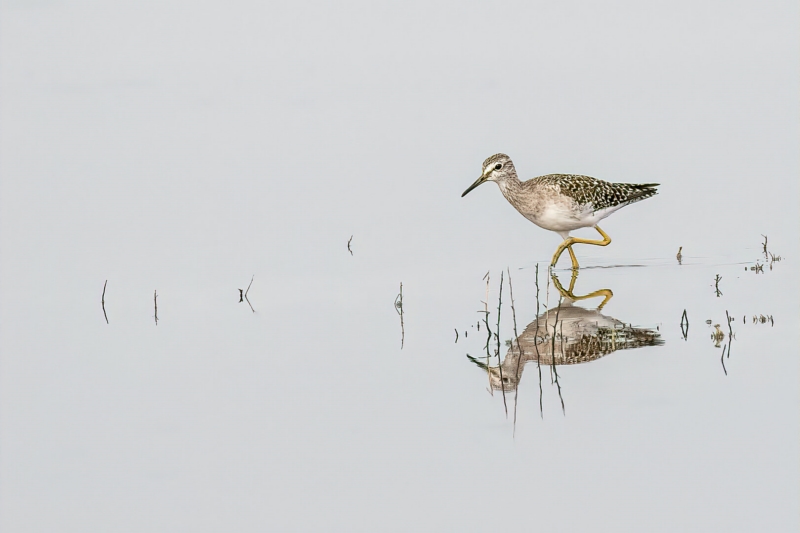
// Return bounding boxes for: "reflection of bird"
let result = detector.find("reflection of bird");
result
[711,325,725,347]
[462,154,659,269]
[468,272,663,391]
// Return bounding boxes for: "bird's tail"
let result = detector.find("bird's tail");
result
[617,182,659,205]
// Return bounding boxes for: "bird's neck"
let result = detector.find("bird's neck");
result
[496,175,522,201]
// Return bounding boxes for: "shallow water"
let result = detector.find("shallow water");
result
[1,2,798,532]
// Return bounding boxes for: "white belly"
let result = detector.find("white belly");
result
[523,203,621,233]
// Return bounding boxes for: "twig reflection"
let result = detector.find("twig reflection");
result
[102,280,109,324]
[239,276,255,312]
[680,309,689,341]
[395,283,404,349]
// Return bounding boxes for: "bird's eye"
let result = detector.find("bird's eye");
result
[494,163,502,170]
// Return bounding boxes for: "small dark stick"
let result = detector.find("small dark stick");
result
[154,290,158,326]
[395,283,404,349]
[347,235,353,256]
[507,267,524,435]
[454,329,458,343]
[551,294,565,415]
[101,280,109,324]
[680,309,689,341]
[725,310,733,358]
[534,264,543,418]
[238,289,244,303]
[244,275,255,313]
[720,344,727,376]
[495,271,508,418]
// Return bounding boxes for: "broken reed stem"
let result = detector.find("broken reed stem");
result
[102,280,109,324]
[725,310,732,359]
[245,275,255,313]
[482,272,492,393]
[154,290,158,326]
[720,344,728,376]
[508,267,523,435]
[680,309,689,341]
[545,275,554,385]
[347,235,353,256]
[534,264,543,418]
[398,283,404,349]
[551,294,565,415]
[496,271,507,418]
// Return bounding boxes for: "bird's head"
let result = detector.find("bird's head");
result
[461,153,517,197]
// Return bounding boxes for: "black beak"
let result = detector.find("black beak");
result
[461,175,487,197]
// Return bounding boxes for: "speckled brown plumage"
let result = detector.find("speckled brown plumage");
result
[464,153,659,234]
[534,174,659,213]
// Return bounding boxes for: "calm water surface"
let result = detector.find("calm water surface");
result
[1,1,797,531]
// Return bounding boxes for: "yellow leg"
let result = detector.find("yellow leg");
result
[550,226,613,269]
[551,270,614,310]
[567,246,579,269]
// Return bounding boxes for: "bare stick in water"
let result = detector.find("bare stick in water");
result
[244,275,255,313]
[680,309,689,341]
[154,290,158,326]
[395,283,404,349]
[102,280,109,324]
[725,310,733,359]
[720,344,727,376]
[482,271,491,393]
[551,294,565,415]
[534,264,543,418]
[508,267,524,435]
[347,235,353,256]
[496,271,508,418]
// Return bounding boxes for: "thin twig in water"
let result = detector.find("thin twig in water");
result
[720,344,727,375]
[454,328,458,343]
[534,264,543,418]
[551,294,565,415]
[680,309,689,341]
[395,283,404,349]
[347,235,353,256]
[725,310,733,359]
[482,272,492,393]
[244,275,255,313]
[481,314,494,394]
[714,274,723,297]
[508,267,523,435]
[496,271,508,418]
[154,290,158,326]
[238,289,244,303]
[101,280,109,324]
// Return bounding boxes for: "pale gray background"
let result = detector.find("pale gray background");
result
[1,1,798,531]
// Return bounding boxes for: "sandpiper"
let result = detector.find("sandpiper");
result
[462,153,659,269]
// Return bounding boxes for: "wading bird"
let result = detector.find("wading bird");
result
[462,154,659,269]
